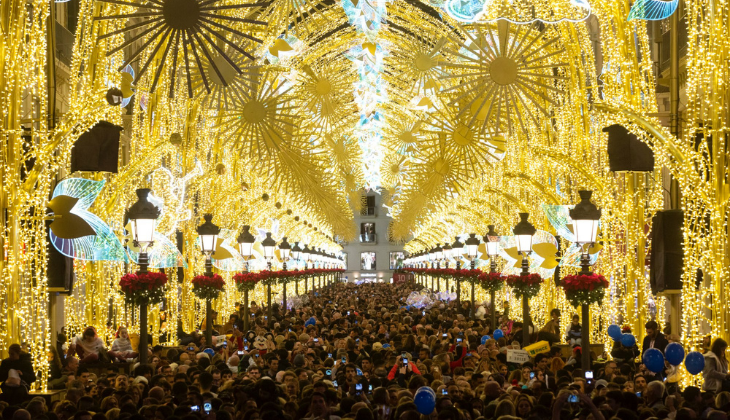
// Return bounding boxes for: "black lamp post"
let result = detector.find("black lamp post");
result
[465,233,480,315]
[302,244,311,291]
[125,188,160,365]
[197,214,220,348]
[442,243,452,290]
[237,225,255,332]
[569,190,601,371]
[483,225,500,331]
[452,237,464,302]
[291,242,302,295]
[262,232,276,322]
[513,213,536,346]
[279,237,291,313]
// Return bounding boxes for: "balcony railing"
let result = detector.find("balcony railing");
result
[360,233,377,244]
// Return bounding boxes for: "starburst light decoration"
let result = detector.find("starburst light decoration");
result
[97,0,270,97]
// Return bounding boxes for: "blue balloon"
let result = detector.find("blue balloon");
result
[665,343,685,366]
[305,317,316,327]
[413,386,436,415]
[685,351,705,375]
[481,335,491,345]
[203,348,215,356]
[382,343,391,349]
[643,348,665,373]
[493,329,504,340]
[621,333,636,348]
[607,325,622,341]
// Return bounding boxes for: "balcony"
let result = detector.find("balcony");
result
[360,233,377,244]
[360,206,377,217]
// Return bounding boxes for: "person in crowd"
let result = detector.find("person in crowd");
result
[537,309,561,345]
[0,280,721,420]
[704,338,730,392]
[108,326,138,362]
[642,320,669,355]
[68,327,106,363]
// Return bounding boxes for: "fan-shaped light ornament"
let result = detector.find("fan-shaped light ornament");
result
[478,0,591,24]
[49,178,127,261]
[541,204,602,268]
[498,230,559,278]
[96,0,270,98]
[124,224,187,268]
[628,0,678,20]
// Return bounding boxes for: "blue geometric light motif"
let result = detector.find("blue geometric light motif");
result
[444,0,486,22]
[541,204,601,268]
[628,0,678,21]
[49,178,127,261]
[127,232,186,269]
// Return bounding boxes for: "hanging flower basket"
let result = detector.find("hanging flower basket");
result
[506,273,543,299]
[233,272,261,292]
[192,273,225,300]
[259,271,279,286]
[119,272,168,306]
[457,269,483,285]
[479,272,505,293]
[560,273,609,307]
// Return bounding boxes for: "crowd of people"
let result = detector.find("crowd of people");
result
[1,281,729,420]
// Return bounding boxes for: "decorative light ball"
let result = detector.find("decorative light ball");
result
[314,227,318,231]
[169,132,183,145]
[275,202,282,209]
[216,163,226,175]
[286,209,292,215]
[241,182,249,191]
[294,216,300,221]
[262,193,269,201]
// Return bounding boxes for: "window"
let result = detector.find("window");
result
[360,223,376,243]
[361,194,376,216]
[389,252,406,270]
[361,252,376,270]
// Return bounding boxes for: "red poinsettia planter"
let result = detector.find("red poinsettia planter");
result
[560,273,609,307]
[479,272,505,293]
[506,273,543,298]
[119,272,168,305]
[192,273,225,300]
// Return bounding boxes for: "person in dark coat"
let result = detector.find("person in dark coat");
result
[642,320,669,355]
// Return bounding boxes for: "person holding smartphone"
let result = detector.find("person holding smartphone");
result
[387,354,421,381]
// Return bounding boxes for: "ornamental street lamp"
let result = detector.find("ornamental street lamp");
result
[125,188,160,365]
[465,233,480,315]
[262,232,276,321]
[237,225,255,331]
[483,224,501,330]
[442,243,452,290]
[292,242,302,295]
[513,213,536,346]
[302,244,312,291]
[197,214,220,348]
[279,237,291,312]
[452,236,464,302]
[570,190,602,371]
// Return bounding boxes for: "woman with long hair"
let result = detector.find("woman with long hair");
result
[68,326,105,363]
[109,327,138,362]
[703,337,730,392]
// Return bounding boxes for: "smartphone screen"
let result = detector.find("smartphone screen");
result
[204,402,212,414]
[442,389,448,395]
[442,333,447,338]
[457,338,462,343]
[191,406,200,412]
[328,353,333,358]
[238,350,244,355]
[585,371,593,380]
[342,357,346,363]
[244,346,249,350]
[403,358,408,365]
[314,338,319,342]
[568,395,579,403]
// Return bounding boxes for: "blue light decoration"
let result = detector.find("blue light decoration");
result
[125,193,186,268]
[444,0,487,22]
[628,0,678,21]
[126,232,186,268]
[446,0,592,24]
[341,0,388,191]
[49,178,127,261]
[541,204,601,268]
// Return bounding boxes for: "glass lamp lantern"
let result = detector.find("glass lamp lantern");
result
[452,237,464,259]
[465,234,480,259]
[197,214,220,254]
[484,225,500,258]
[279,237,291,261]
[569,190,601,245]
[291,242,302,261]
[237,225,255,258]
[513,213,536,254]
[262,232,276,260]
[126,188,161,249]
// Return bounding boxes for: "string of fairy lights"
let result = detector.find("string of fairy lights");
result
[2,0,730,390]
